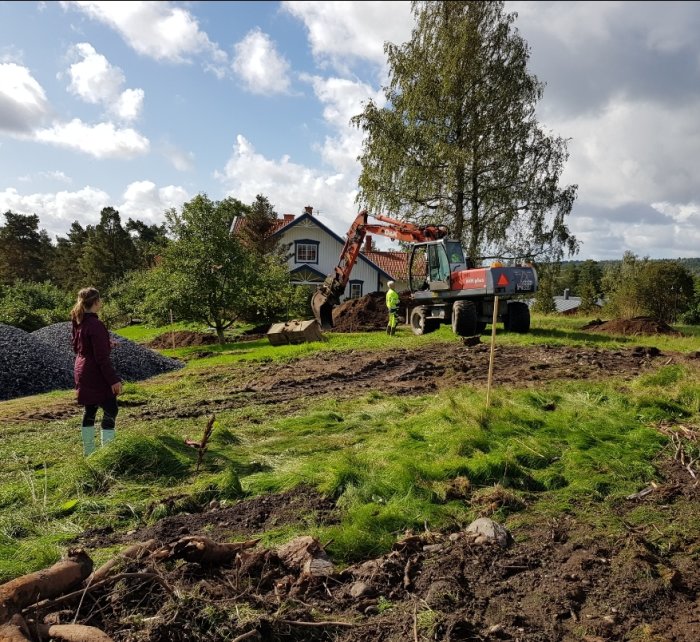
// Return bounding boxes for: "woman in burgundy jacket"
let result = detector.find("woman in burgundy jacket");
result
[71,287,123,455]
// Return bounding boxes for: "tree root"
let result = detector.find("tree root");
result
[0,551,93,624]
[36,623,113,642]
[165,535,260,565]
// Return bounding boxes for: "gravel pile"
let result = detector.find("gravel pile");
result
[32,322,184,385]
[0,323,74,401]
[0,322,185,402]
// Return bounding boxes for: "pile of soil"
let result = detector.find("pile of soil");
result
[147,330,219,348]
[64,459,699,642]
[332,291,411,332]
[583,316,681,336]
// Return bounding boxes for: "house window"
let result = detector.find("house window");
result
[295,239,319,264]
[349,280,363,299]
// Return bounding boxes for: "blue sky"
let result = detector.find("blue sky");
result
[1,1,699,261]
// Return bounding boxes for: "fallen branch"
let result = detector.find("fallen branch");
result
[279,619,355,629]
[184,414,216,472]
[231,631,260,642]
[0,550,93,624]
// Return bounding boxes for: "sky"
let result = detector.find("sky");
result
[1,0,699,261]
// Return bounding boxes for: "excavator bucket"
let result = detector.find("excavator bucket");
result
[311,289,335,330]
[267,319,325,346]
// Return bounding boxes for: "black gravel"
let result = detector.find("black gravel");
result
[0,323,74,401]
[0,322,184,402]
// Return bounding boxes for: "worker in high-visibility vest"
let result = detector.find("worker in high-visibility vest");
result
[385,280,400,336]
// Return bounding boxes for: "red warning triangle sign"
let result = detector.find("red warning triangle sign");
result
[497,273,509,287]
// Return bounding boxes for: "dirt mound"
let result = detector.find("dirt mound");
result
[583,316,681,336]
[332,291,411,332]
[147,330,219,348]
[50,458,700,641]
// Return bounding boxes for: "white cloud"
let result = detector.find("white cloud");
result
[161,143,195,172]
[302,74,385,173]
[0,181,190,239]
[64,1,227,69]
[0,185,111,239]
[216,134,359,234]
[283,1,413,74]
[40,170,73,183]
[232,29,292,95]
[0,63,51,133]
[67,42,144,122]
[34,118,150,159]
[552,97,700,207]
[113,88,144,122]
[118,180,190,224]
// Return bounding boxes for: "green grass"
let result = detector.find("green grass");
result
[1,315,698,579]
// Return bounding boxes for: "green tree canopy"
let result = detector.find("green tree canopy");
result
[52,221,89,293]
[602,252,695,322]
[125,218,170,268]
[239,195,283,257]
[352,0,578,264]
[79,208,140,292]
[0,211,54,284]
[158,194,298,342]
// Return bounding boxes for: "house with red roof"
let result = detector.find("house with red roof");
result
[231,206,406,301]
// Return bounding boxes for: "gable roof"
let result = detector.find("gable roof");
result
[362,250,411,281]
[269,211,394,281]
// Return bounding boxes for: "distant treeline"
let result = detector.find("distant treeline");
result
[562,258,700,278]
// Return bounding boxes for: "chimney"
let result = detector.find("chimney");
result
[563,288,570,300]
[283,214,294,223]
[364,236,372,253]
[304,205,313,215]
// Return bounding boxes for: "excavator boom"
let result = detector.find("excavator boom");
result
[311,210,448,329]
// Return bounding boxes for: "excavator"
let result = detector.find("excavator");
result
[311,209,538,337]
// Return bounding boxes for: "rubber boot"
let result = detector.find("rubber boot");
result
[101,411,116,447]
[390,325,396,336]
[81,425,96,456]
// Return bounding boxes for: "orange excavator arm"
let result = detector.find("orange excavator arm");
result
[311,210,448,329]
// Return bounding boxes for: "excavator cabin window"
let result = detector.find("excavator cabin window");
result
[428,243,450,284]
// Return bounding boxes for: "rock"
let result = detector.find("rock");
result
[465,517,512,547]
[277,535,334,576]
[350,582,370,598]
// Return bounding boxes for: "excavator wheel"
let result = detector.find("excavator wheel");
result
[503,301,531,333]
[451,300,478,337]
[410,306,439,336]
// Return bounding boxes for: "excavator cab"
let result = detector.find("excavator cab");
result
[409,239,466,293]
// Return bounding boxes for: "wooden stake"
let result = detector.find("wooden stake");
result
[486,296,499,407]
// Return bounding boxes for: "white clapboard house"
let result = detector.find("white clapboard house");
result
[231,206,411,301]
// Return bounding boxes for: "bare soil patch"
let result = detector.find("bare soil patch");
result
[147,330,219,348]
[44,456,700,641]
[136,342,688,420]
